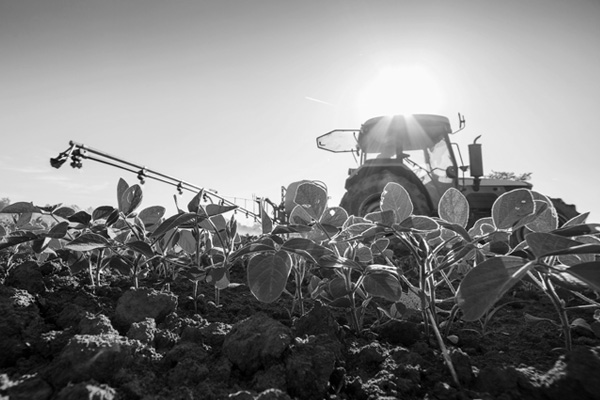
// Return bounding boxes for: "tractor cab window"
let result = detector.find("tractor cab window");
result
[427,140,454,183]
[404,139,454,195]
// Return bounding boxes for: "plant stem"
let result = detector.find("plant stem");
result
[344,267,361,333]
[87,256,95,288]
[543,275,572,351]
[95,249,104,288]
[193,280,199,313]
[427,308,461,389]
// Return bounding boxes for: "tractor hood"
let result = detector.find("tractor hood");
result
[465,177,533,189]
[359,114,452,154]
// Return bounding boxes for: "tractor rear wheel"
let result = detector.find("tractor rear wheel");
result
[340,171,431,217]
[551,198,579,226]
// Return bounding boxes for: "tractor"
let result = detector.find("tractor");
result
[316,114,577,225]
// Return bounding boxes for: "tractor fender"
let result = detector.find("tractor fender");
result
[550,198,579,226]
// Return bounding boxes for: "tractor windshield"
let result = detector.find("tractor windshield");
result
[404,138,456,202]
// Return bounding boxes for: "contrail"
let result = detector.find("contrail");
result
[305,96,335,106]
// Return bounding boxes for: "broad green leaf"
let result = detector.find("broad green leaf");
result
[381,182,413,223]
[120,184,143,216]
[271,225,312,234]
[139,206,166,228]
[356,225,389,242]
[206,204,237,216]
[469,217,495,237]
[438,221,471,242]
[200,214,227,233]
[93,206,117,221]
[37,204,60,213]
[247,251,292,303]
[397,215,439,232]
[310,223,338,241]
[151,212,198,238]
[260,204,273,235]
[342,215,368,229]
[52,206,76,219]
[526,232,585,258]
[281,237,334,264]
[397,289,424,312]
[112,227,131,244]
[206,267,230,290]
[371,238,390,255]
[16,212,33,229]
[230,242,276,261]
[32,237,51,253]
[563,212,589,227]
[293,181,327,220]
[355,244,373,263]
[363,272,402,302]
[117,178,129,213]
[544,243,600,258]
[320,207,348,228]
[126,240,155,258]
[335,223,375,242]
[456,256,532,321]
[438,243,477,271]
[365,209,396,226]
[491,189,535,230]
[0,225,6,238]
[550,268,589,291]
[65,233,110,252]
[0,202,41,214]
[565,261,600,292]
[187,190,204,214]
[328,277,350,299]
[67,211,92,226]
[332,241,350,258]
[485,231,511,255]
[289,204,314,225]
[552,223,600,238]
[46,221,69,239]
[177,230,197,254]
[106,209,120,226]
[0,231,38,250]
[228,215,238,242]
[558,236,600,265]
[523,194,557,232]
[438,188,469,228]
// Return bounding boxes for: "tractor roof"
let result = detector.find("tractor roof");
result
[359,114,452,153]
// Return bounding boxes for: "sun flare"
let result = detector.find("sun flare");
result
[357,65,444,120]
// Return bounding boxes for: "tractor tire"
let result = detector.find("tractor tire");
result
[340,171,432,217]
[551,198,579,226]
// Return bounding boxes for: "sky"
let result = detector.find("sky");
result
[1,0,599,225]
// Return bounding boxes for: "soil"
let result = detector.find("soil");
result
[1,253,600,400]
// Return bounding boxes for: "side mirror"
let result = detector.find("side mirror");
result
[468,136,483,178]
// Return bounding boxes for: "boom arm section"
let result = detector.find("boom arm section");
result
[50,141,275,222]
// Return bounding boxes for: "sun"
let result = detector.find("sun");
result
[357,65,444,120]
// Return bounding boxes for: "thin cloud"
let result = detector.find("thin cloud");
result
[305,96,335,106]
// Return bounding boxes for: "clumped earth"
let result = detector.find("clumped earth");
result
[1,256,600,400]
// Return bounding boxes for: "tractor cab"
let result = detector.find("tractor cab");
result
[317,113,533,222]
[317,114,466,210]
